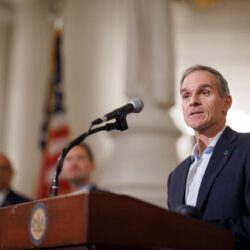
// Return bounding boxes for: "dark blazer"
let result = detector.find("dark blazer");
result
[167,126,250,249]
[1,189,31,207]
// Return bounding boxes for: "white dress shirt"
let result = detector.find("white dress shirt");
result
[71,184,95,195]
[0,188,9,207]
[185,127,226,206]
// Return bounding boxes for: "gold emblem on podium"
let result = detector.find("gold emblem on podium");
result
[29,202,48,245]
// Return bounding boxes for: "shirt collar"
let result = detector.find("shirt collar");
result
[0,188,9,206]
[72,184,93,195]
[191,126,226,160]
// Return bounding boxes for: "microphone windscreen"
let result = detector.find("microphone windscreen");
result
[129,98,144,113]
[175,204,201,219]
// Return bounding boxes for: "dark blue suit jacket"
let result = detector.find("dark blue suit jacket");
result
[1,189,30,207]
[167,126,250,249]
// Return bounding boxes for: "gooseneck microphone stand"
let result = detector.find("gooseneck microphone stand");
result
[49,113,128,197]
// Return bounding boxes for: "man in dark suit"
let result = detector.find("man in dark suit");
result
[0,153,30,207]
[167,65,250,249]
[61,143,98,193]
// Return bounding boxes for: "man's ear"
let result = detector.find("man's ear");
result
[223,95,232,113]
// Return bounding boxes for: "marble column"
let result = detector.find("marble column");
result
[63,0,127,169]
[99,0,180,207]
[0,3,12,150]
[3,0,51,196]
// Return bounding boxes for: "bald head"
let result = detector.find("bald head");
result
[0,153,13,191]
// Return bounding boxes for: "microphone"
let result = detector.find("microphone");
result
[175,204,201,219]
[91,98,144,125]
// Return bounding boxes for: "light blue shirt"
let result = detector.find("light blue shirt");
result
[185,127,226,206]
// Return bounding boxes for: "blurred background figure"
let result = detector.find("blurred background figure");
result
[61,143,98,193]
[0,153,30,207]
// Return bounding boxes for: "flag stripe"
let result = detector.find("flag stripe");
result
[49,126,70,140]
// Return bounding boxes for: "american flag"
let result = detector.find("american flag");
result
[35,29,71,198]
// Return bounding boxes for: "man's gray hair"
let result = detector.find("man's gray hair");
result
[180,65,230,97]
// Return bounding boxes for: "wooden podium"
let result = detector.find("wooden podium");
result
[0,191,234,250]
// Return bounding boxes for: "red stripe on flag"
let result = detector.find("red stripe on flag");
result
[35,151,51,198]
[49,126,70,140]
[48,152,60,167]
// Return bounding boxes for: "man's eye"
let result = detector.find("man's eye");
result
[182,94,190,99]
[202,90,210,96]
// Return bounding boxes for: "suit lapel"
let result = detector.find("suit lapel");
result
[172,157,192,208]
[196,127,238,210]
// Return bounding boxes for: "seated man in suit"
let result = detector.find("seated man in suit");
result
[167,65,250,249]
[0,153,30,207]
[61,143,98,193]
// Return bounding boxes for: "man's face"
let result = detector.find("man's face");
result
[180,70,232,133]
[0,156,12,191]
[61,146,94,184]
